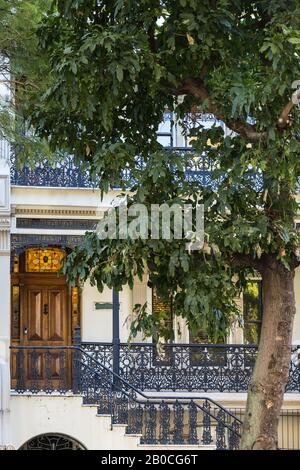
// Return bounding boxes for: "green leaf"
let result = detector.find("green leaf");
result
[288,37,300,44]
[116,65,124,82]
[71,61,77,74]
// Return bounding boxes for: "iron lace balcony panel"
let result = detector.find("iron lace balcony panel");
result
[10,149,212,189]
[11,343,300,394]
[10,153,97,188]
[10,148,263,190]
[82,343,300,393]
[11,347,72,394]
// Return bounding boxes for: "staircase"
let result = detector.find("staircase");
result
[11,345,242,450]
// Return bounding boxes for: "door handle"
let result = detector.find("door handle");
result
[24,327,28,335]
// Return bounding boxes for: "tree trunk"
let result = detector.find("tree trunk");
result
[240,256,296,450]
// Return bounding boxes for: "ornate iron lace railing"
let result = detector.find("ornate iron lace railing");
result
[11,342,300,394]
[81,342,300,393]
[9,148,212,189]
[10,345,242,449]
[10,153,97,188]
[10,147,262,190]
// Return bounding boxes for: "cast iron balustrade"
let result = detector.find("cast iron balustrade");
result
[10,153,97,189]
[10,148,211,189]
[81,342,300,393]
[10,345,242,449]
[10,147,262,190]
[11,346,73,393]
[11,343,300,394]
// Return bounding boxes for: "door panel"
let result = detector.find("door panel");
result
[14,277,71,390]
[28,290,43,340]
[24,284,68,345]
[49,289,65,341]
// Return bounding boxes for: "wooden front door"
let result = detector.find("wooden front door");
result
[23,282,69,346]
[13,275,71,390]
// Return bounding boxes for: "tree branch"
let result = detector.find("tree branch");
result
[0,79,39,90]
[175,78,267,142]
[277,91,300,129]
[176,77,300,136]
[0,79,25,86]
[147,18,157,53]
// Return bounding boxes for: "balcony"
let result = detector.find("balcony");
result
[11,343,300,394]
[82,342,300,393]
[10,147,264,191]
[10,148,218,189]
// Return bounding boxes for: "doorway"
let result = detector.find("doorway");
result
[11,248,73,391]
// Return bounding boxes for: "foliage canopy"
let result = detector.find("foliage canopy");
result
[23,0,300,340]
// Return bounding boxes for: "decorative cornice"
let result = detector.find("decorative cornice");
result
[13,207,105,217]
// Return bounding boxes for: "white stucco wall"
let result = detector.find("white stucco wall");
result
[131,275,149,342]
[81,283,113,343]
[81,282,136,343]
[120,285,133,342]
[11,186,120,212]
[9,395,213,450]
[9,395,140,450]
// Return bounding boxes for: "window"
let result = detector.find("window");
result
[243,281,263,344]
[25,247,65,272]
[156,111,173,147]
[152,288,173,338]
[188,327,227,366]
[19,433,85,450]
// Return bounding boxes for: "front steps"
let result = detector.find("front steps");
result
[9,395,219,450]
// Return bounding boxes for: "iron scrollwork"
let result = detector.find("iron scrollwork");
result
[12,343,300,395]
[20,434,85,450]
[82,342,300,393]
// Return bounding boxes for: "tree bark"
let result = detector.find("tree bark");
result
[240,256,296,450]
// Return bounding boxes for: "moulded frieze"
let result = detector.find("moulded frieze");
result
[13,207,105,217]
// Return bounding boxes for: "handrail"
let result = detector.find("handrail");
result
[76,349,243,439]
[81,341,259,349]
[10,344,243,436]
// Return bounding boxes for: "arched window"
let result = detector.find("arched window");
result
[19,433,86,450]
